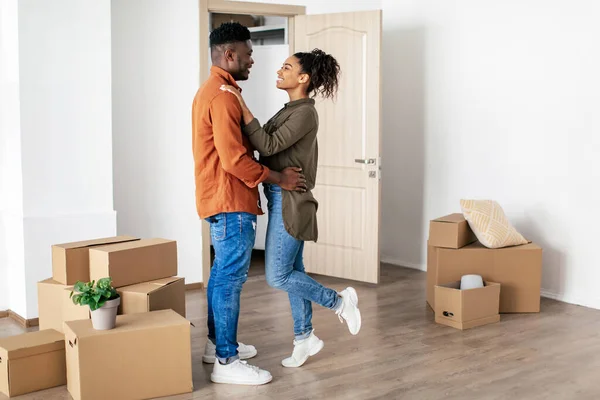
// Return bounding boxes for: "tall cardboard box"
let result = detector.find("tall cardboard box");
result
[118,277,186,317]
[64,310,193,400]
[0,329,66,397]
[38,279,90,333]
[434,281,501,330]
[52,236,139,285]
[427,241,542,313]
[89,238,178,288]
[429,214,477,249]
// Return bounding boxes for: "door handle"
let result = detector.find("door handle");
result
[354,158,376,165]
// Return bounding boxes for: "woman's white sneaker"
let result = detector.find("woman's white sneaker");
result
[336,287,362,335]
[211,359,272,385]
[281,330,324,368]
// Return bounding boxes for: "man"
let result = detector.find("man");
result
[192,22,306,385]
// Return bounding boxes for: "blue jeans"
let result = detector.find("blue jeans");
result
[264,184,341,340]
[205,212,256,361]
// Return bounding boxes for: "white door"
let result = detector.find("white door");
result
[295,11,382,284]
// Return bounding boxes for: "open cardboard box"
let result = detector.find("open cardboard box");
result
[435,280,501,330]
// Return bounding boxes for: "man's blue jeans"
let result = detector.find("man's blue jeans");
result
[205,212,256,361]
[264,184,341,341]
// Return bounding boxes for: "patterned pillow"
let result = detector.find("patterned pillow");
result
[460,199,528,248]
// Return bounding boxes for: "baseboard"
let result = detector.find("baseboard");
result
[185,282,204,291]
[382,261,599,311]
[540,289,600,310]
[0,310,39,328]
[381,257,426,272]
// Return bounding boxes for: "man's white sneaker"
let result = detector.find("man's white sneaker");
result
[202,339,258,364]
[281,330,324,368]
[336,287,362,335]
[210,359,272,385]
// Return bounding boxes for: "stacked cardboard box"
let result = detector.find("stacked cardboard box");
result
[88,238,186,318]
[38,236,139,333]
[427,213,543,317]
[38,236,187,334]
[24,235,193,398]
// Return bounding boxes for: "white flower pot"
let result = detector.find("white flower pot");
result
[90,296,120,330]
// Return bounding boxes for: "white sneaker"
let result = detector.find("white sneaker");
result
[211,359,272,385]
[336,287,362,335]
[281,330,324,368]
[202,339,258,364]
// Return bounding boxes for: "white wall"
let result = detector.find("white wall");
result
[111,0,202,284]
[0,0,23,312]
[0,0,115,318]
[381,0,600,309]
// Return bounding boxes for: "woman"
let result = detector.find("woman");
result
[221,48,361,368]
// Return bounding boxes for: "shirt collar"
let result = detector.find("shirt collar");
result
[285,98,315,108]
[210,66,242,92]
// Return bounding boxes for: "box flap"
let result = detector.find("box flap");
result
[38,278,69,287]
[118,277,183,295]
[53,236,139,250]
[433,213,465,224]
[90,238,174,254]
[0,330,65,360]
[64,310,189,339]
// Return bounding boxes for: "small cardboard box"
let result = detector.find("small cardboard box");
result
[52,236,139,285]
[427,241,542,313]
[118,277,186,317]
[435,281,501,330]
[38,278,90,333]
[429,213,477,249]
[64,310,193,400]
[0,329,66,397]
[89,238,178,288]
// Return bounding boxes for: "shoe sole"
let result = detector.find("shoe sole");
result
[346,287,362,335]
[203,348,258,364]
[210,374,273,385]
[281,339,324,368]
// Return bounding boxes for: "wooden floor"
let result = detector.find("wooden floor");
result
[2,260,600,399]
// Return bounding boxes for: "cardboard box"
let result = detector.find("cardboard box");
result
[38,279,90,333]
[52,236,139,285]
[89,238,178,288]
[64,310,192,400]
[429,213,477,249]
[0,329,66,397]
[427,241,542,313]
[118,277,186,317]
[434,281,501,330]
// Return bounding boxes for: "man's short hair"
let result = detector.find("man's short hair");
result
[210,22,251,49]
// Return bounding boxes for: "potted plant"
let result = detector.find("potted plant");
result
[70,277,120,330]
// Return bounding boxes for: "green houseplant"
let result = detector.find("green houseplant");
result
[71,277,120,330]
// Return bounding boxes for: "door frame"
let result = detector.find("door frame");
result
[199,0,306,285]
